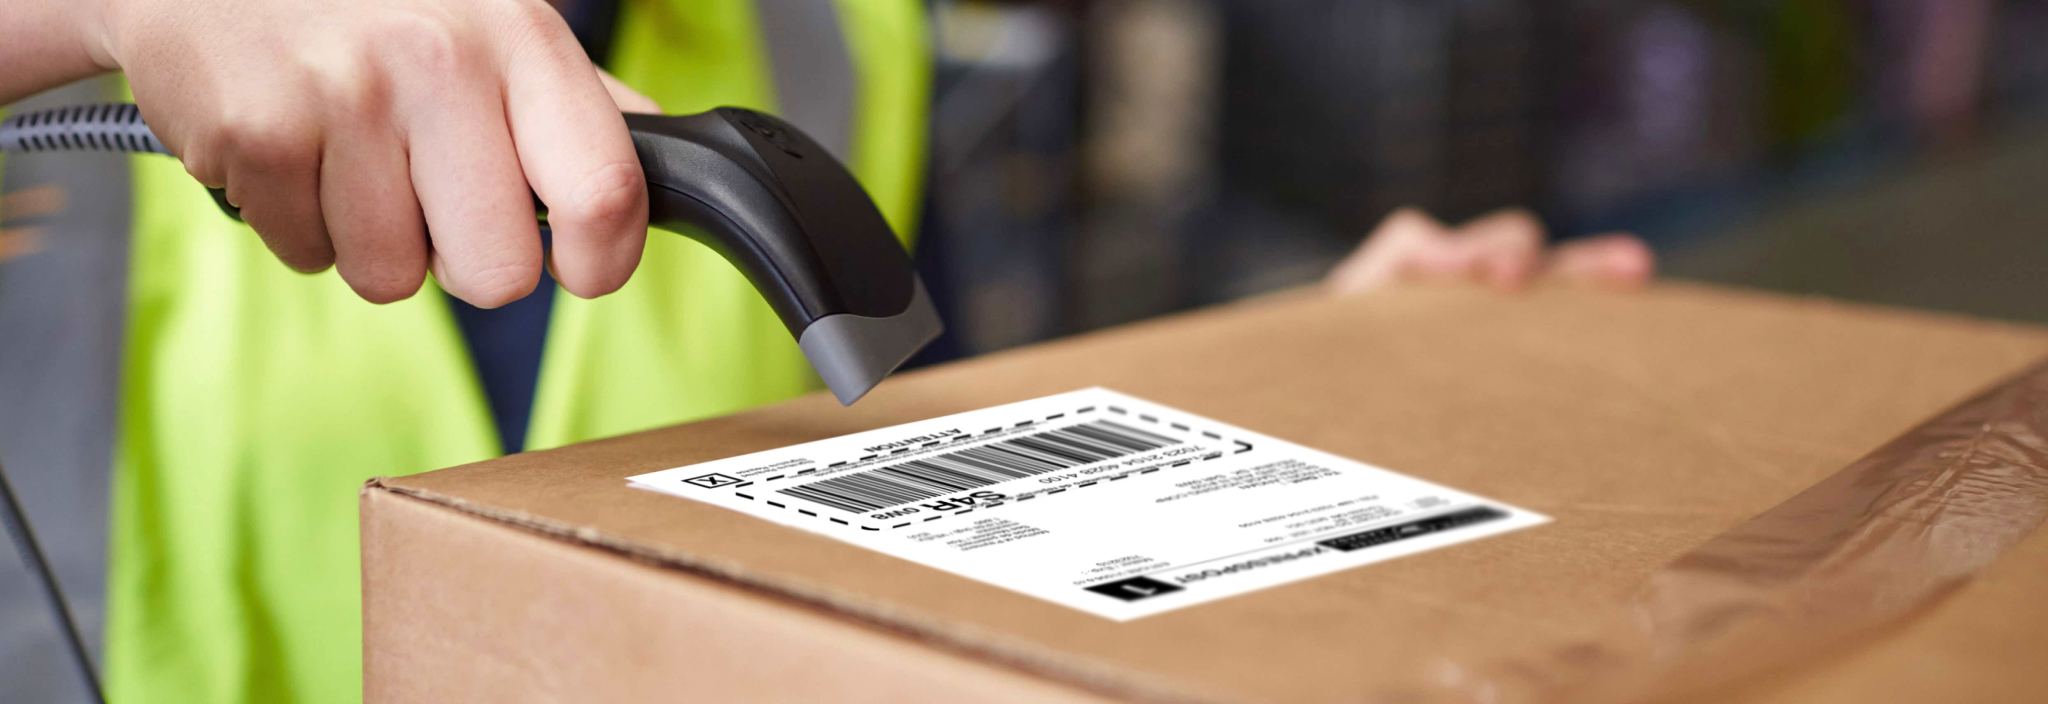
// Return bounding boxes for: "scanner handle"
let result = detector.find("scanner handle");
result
[624,108,916,330]
[200,108,914,332]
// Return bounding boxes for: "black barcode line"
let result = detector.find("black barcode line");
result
[779,419,1179,514]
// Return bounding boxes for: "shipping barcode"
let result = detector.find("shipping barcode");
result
[780,419,1180,513]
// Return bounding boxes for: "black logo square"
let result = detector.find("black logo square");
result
[684,473,743,489]
[1084,576,1185,602]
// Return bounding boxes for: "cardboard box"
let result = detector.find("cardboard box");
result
[362,284,2048,703]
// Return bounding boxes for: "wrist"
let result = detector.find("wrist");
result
[0,0,114,104]
[74,0,122,69]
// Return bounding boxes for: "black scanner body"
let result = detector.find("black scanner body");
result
[626,108,911,335]
[621,108,940,403]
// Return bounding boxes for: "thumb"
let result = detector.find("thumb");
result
[597,69,663,114]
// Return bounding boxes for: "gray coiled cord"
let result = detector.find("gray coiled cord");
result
[0,102,134,704]
[2,102,244,218]
[0,103,168,155]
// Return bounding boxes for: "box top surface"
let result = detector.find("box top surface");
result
[376,284,2048,702]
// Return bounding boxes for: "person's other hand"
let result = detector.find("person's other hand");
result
[97,0,663,306]
[1324,208,1655,295]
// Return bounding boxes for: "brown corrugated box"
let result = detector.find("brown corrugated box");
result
[361,283,2048,703]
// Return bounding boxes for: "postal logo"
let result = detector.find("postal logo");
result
[684,473,743,489]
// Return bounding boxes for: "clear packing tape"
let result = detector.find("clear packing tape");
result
[1396,358,2048,704]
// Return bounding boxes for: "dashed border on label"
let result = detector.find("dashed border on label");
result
[701,404,1255,531]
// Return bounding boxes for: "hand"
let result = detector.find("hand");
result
[98,0,662,306]
[1324,208,1655,295]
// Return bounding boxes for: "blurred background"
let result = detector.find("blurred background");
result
[912,0,2048,365]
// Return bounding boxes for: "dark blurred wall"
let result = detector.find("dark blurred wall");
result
[914,0,2048,362]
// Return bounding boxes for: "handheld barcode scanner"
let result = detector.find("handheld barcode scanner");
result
[3,105,941,702]
[0,104,942,404]
[626,109,941,404]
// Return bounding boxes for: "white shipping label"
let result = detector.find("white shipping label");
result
[628,388,1546,620]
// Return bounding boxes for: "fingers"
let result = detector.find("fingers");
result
[1326,207,1539,295]
[1549,233,1656,289]
[1326,207,1655,295]
[220,113,333,273]
[406,76,544,308]
[1453,209,1543,292]
[115,2,661,306]
[1324,208,1456,295]
[321,110,428,303]
[499,10,647,299]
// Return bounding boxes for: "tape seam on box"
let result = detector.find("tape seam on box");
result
[1397,356,2048,703]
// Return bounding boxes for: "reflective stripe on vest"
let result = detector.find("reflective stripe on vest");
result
[0,76,131,703]
[757,0,857,161]
[99,2,929,702]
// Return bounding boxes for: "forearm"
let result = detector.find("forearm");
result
[1,0,113,105]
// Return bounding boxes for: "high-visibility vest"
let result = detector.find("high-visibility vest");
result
[100,2,927,701]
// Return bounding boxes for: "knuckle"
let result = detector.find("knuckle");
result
[263,233,336,274]
[375,12,473,75]
[183,124,229,162]
[1494,207,1542,228]
[558,254,637,299]
[557,162,645,230]
[565,276,625,300]
[1502,221,1544,248]
[1378,208,1446,244]
[242,198,332,272]
[320,59,390,118]
[453,260,538,308]
[341,263,425,304]
[181,153,226,187]
[284,258,336,275]
[1383,207,1433,226]
[215,117,318,173]
[1477,209,1545,246]
[1482,225,1541,253]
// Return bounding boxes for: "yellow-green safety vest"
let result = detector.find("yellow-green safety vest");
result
[104,1,927,701]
